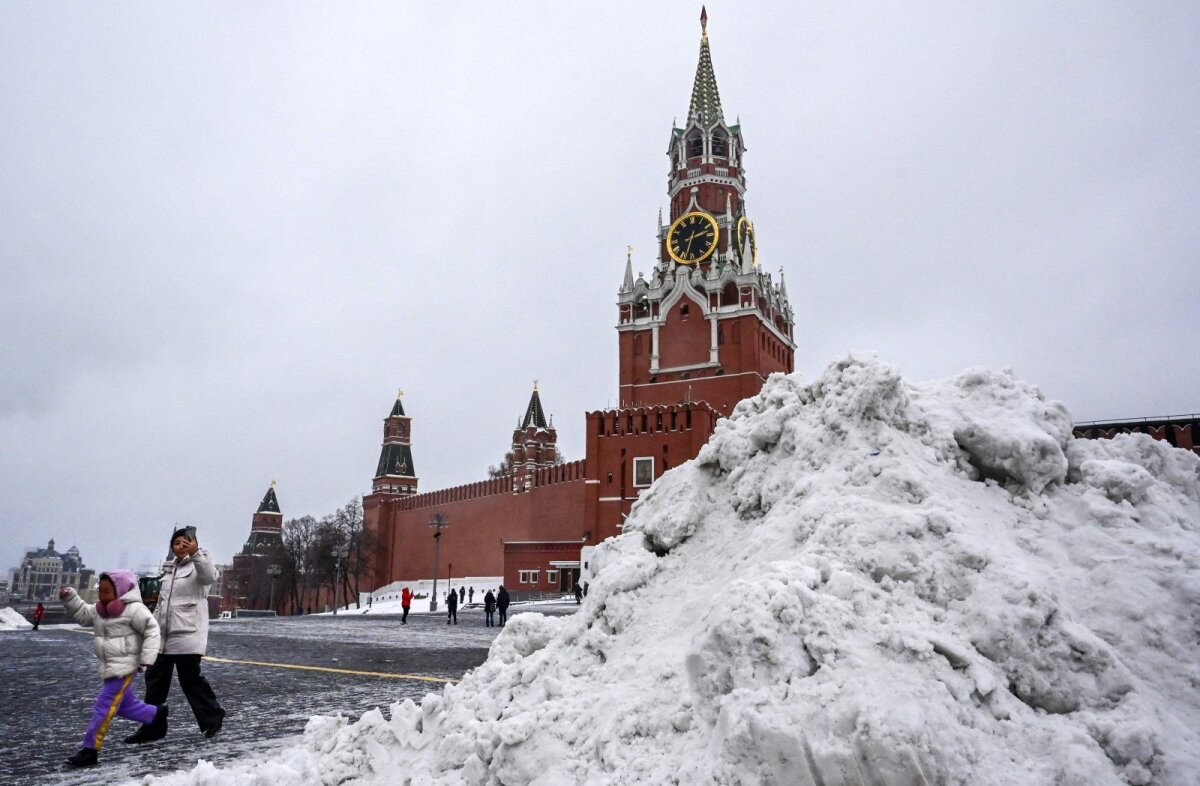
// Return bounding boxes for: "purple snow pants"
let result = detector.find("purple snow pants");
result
[83,672,157,750]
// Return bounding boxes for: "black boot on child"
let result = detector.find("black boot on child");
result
[124,703,169,745]
[66,747,98,767]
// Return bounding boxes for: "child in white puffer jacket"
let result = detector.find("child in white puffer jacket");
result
[59,569,169,767]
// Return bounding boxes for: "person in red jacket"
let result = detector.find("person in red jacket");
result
[401,586,413,625]
[32,602,45,630]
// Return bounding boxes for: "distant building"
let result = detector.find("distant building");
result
[211,562,230,602]
[11,539,96,602]
[1074,415,1200,457]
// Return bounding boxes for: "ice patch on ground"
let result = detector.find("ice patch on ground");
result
[133,354,1200,786]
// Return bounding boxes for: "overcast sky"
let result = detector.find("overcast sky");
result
[3,2,1197,579]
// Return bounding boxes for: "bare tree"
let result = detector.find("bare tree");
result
[281,515,319,613]
[313,514,343,608]
[487,451,515,478]
[278,498,381,613]
[334,496,379,609]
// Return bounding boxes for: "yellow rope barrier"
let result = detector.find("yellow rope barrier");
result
[202,656,459,684]
[64,628,458,684]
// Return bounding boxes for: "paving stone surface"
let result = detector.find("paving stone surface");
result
[1,602,576,786]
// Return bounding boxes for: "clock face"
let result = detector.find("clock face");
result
[736,216,757,265]
[667,211,719,265]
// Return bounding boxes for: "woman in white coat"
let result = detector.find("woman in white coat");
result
[125,526,226,743]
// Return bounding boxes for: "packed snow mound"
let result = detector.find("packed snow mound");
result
[0,607,33,631]
[139,355,1200,786]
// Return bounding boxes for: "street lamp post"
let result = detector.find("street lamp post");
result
[267,563,282,614]
[333,544,349,615]
[428,514,449,612]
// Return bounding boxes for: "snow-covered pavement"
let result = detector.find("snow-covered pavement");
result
[0,602,577,786]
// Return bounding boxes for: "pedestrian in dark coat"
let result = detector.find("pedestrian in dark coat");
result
[32,602,45,630]
[497,585,510,627]
[446,585,458,625]
[469,587,475,604]
[401,587,413,625]
[574,584,583,604]
[483,590,495,627]
[458,586,465,605]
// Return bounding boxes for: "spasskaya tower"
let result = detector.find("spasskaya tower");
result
[616,8,794,415]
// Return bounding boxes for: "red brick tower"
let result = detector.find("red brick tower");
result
[617,9,795,414]
[510,382,559,493]
[221,482,284,612]
[248,482,283,538]
[371,390,417,497]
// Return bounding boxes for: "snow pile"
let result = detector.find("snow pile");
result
[139,355,1200,786]
[0,607,33,631]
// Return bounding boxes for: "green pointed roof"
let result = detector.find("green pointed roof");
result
[687,9,724,127]
[522,384,548,429]
[376,444,416,477]
[258,484,281,514]
[389,389,406,418]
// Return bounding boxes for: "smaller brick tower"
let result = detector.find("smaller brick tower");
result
[372,389,418,496]
[221,482,285,612]
[247,482,283,543]
[511,382,559,492]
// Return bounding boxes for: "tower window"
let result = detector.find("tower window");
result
[687,132,703,157]
[712,133,728,157]
[680,304,690,321]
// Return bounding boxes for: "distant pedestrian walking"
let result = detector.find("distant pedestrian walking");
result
[447,585,458,624]
[401,586,413,625]
[497,585,510,627]
[32,602,45,630]
[126,527,225,744]
[458,586,465,605]
[469,587,475,604]
[483,590,495,627]
[574,584,582,604]
[60,571,168,768]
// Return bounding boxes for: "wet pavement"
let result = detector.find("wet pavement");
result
[0,602,577,786]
